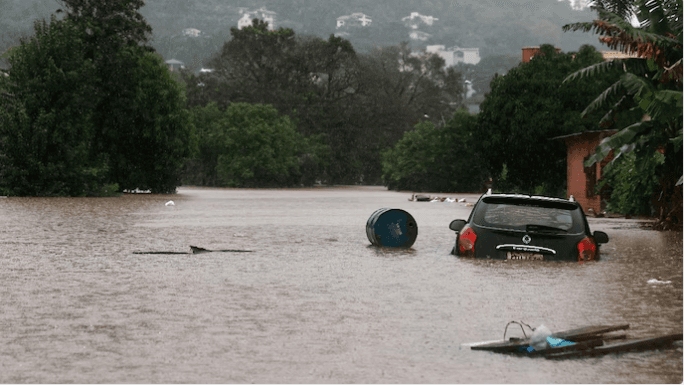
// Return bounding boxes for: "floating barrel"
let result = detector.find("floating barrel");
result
[366,208,418,248]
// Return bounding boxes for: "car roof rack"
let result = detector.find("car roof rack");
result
[485,192,577,204]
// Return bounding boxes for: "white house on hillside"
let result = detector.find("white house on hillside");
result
[238,7,277,30]
[336,13,372,28]
[409,31,431,41]
[426,45,481,66]
[165,59,184,72]
[402,12,438,29]
[182,28,201,37]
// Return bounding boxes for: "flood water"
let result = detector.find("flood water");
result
[0,186,681,383]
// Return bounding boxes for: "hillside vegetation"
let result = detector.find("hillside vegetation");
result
[2,0,600,64]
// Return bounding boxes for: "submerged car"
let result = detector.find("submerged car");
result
[449,191,609,262]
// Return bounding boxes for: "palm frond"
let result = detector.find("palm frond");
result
[563,60,624,83]
[662,57,683,84]
[563,21,598,33]
[584,120,654,166]
[621,58,651,75]
[565,7,680,57]
[580,80,625,118]
[672,128,683,151]
[620,72,653,96]
[619,73,683,121]
[637,0,681,35]
[598,94,631,125]
[589,0,638,21]
[648,89,684,122]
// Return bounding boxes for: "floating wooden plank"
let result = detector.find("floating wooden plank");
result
[545,333,683,359]
[470,324,630,352]
[189,246,253,253]
[133,246,253,255]
[549,324,630,342]
[132,251,189,254]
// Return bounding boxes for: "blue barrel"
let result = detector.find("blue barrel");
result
[366,208,418,248]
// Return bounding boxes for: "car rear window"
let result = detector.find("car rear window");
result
[472,197,584,233]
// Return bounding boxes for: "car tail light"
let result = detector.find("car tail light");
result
[577,236,597,263]
[459,228,477,257]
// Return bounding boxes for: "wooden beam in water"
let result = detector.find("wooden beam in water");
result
[545,333,683,359]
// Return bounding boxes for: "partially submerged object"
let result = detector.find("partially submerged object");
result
[366,208,418,248]
[408,193,463,203]
[133,245,253,254]
[468,322,630,353]
[408,193,431,202]
[546,333,683,359]
[188,245,252,253]
[467,322,681,358]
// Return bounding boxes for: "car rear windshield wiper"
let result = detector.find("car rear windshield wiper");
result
[526,224,568,233]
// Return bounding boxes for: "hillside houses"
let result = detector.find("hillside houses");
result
[182,28,201,37]
[402,12,438,29]
[336,13,372,29]
[238,7,277,30]
[164,59,184,72]
[426,45,481,66]
[410,31,431,41]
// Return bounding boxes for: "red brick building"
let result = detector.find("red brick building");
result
[554,130,616,214]
[521,46,562,63]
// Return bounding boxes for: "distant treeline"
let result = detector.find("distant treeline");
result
[1,0,680,226]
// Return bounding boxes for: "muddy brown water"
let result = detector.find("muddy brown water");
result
[0,186,681,383]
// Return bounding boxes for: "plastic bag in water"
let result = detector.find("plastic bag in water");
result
[530,325,552,351]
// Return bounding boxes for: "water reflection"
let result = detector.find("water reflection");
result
[0,187,681,383]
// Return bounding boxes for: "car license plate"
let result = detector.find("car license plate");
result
[507,251,544,260]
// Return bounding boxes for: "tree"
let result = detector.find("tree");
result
[189,23,466,185]
[475,44,621,195]
[206,19,305,110]
[0,2,195,195]
[198,23,362,184]
[599,149,665,216]
[183,102,327,188]
[0,17,113,196]
[357,43,465,130]
[454,54,521,96]
[382,109,489,192]
[563,0,682,228]
[337,43,465,184]
[181,103,226,186]
[58,0,194,193]
[97,47,195,193]
[55,0,152,51]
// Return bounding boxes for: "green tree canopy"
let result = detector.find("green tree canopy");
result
[185,21,466,185]
[183,102,328,188]
[382,109,488,193]
[320,42,466,184]
[0,2,194,196]
[99,47,195,193]
[204,19,307,110]
[475,44,621,195]
[0,17,110,196]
